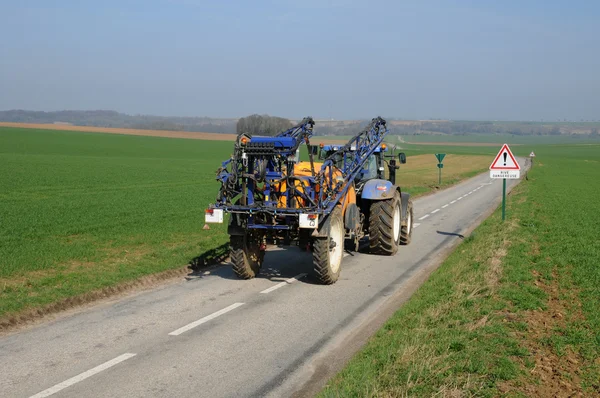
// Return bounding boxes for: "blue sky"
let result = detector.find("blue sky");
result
[1,0,598,120]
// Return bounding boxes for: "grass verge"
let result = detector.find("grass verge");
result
[319,144,600,397]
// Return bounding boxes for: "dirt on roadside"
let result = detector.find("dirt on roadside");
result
[498,269,592,397]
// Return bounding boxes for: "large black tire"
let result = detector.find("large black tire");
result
[400,199,414,245]
[230,234,262,279]
[369,191,401,255]
[312,207,344,284]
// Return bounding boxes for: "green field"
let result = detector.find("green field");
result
[399,133,600,145]
[0,127,499,323]
[0,127,230,320]
[315,133,600,146]
[320,144,600,396]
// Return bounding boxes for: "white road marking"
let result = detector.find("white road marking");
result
[413,223,421,228]
[450,200,457,204]
[29,353,136,398]
[457,197,463,200]
[169,303,244,336]
[431,209,440,214]
[418,214,430,220]
[442,204,449,209]
[469,191,474,194]
[260,273,306,294]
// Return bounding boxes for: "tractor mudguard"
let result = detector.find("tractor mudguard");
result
[360,179,395,201]
[311,209,337,238]
[401,192,411,223]
[344,203,361,232]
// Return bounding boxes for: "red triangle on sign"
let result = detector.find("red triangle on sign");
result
[490,144,520,170]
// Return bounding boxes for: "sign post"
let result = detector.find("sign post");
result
[529,151,536,168]
[435,153,446,185]
[489,144,520,221]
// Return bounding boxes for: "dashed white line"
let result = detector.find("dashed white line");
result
[450,200,457,204]
[413,223,421,228]
[169,303,245,336]
[457,197,463,200]
[29,353,136,398]
[418,214,430,220]
[431,209,440,214]
[442,204,449,209]
[469,191,474,194]
[260,273,306,294]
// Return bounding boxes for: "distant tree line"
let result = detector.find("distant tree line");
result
[1,110,599,138]
[312,121,365,136]
[0,110,238,134]
[236,114,293,136]
[387,120,600,137]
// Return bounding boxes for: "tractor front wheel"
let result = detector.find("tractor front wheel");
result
[230,233,263,279]
[400,198,414,245]
[369,191,401,255]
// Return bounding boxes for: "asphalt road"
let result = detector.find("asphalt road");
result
[0,159,528,398]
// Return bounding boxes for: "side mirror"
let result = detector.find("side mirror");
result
[398,152,407,164]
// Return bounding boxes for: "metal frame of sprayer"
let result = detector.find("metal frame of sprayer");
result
[208,116,390,232]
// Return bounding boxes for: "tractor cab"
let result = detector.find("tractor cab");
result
[319,144,406,184]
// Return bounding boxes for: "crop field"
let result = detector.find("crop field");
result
[0,122,348,144]
[401,133,600,145]
[0,127,231,324]
[0,126,504,325]
[320,144,600,396]
[393,154,491,196]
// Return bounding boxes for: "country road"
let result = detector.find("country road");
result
[1,159,528,398]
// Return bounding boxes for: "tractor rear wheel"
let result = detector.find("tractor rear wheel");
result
[400,199,414,245]
[312,207,344,284]
[369,191,401,255]
[230,233,262,279]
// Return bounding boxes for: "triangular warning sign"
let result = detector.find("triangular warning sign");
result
[490,144,520,170]
[529,151,536,157]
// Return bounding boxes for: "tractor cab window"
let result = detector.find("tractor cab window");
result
[357,154,378,182]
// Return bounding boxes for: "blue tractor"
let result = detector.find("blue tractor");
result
[205,117,413,284]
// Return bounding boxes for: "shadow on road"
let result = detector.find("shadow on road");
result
[188,243,229,271]
[436,230,465,239]
[186,243,318,284]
